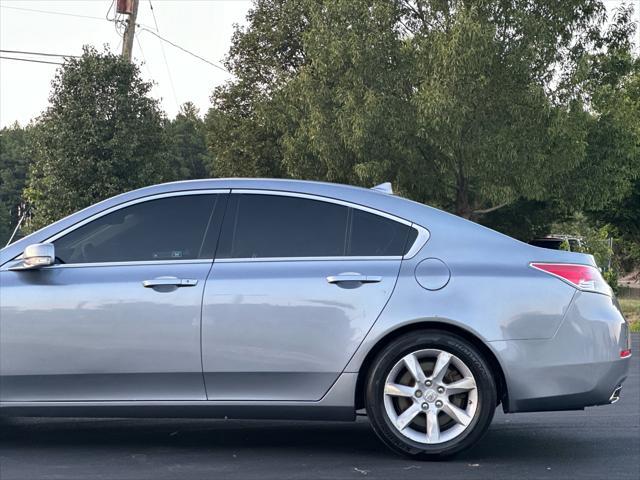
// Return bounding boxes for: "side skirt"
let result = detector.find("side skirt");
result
[0,373,358,422]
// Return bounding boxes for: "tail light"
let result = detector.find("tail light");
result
[530,263,612,296]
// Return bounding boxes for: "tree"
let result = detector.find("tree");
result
[0,123,32,244]
[480,200,572,241]
[205,0,309,178]
[166,102,211,179]
[207,0,638,222]
[488,5,640,251]
[25,47,172,231]
[558,5,640,215]
[278,0,414,186]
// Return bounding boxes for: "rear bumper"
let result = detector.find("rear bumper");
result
[503,357,628,412]
[492,290,632,413]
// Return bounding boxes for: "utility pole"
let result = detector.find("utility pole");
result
[120,0,140,62]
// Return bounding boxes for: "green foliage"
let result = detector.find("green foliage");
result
[3,1,636,288]
[563,9,640,215]
[24,47,173,231]
[615,235,640,273]
[602,269,619,294]
[204,0,307,178]
[166,102,211,179]
[594,180,640,240]
[552,213,622,290]
[408,2,592,216]
[553,214,613,267]
[587,58,640,273]
[0,123,32,244]
[619,298,640,332]
[206,0,639,222]
[480,200,573,241]
[279,0,412,185]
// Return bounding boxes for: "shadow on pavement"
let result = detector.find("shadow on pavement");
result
[0,416,602,463]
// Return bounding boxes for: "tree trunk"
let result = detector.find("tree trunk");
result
[455,178,472,219]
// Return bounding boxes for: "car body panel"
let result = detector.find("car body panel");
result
[343,215,582,378]
[0,261,211,401]
[202,258,401,400]
[491,290,630,412]
[0,178,631,418]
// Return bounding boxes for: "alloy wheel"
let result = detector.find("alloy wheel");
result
[382,348,479,444]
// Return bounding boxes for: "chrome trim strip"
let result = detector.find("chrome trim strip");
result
[0,400,322,407]
[215,256,402,263]
[231,188,413,226]
[40,259,214,269]
[43,189,231,245]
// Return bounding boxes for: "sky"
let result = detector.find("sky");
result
[0,0,252,128]
[0,0,638,129]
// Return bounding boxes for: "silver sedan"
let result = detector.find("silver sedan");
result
[0,179,631,458]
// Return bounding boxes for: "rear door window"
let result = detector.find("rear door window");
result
[216,194,349,258]
[217,193,417,259]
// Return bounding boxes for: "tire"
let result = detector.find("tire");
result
[365,330,497,459]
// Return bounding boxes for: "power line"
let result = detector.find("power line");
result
[0,49,80,59]
[0,56,63,66]
[147,1,179,108]
[0,5,107,21]
[148,0,161,31]
[115,33,123,54]
[106,0,117,22]
[135,36,154,81]
[138,27,229,73]
[0,4,157,31]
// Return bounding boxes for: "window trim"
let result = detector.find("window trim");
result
[41,259,214,270]
[219,189,430,261]
[17,189,231,268]
[215,256,402,263]
[9,188,430,268]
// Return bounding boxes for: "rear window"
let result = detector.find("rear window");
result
[529,239,563,250]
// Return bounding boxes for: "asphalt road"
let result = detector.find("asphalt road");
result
[1,335,638,480]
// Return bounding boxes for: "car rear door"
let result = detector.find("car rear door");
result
[0,191,228,402]
[201,191,418,401]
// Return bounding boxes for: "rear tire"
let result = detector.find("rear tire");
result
[365,330,497,459]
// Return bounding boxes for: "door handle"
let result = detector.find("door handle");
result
[326,273,382,284]
[142,277,198,288]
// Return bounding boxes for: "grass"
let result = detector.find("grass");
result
[619,297,640,333]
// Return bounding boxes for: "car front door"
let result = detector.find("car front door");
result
[0,191,227,402]
[201,191,419,401]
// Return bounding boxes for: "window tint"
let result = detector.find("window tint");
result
[217,194,349,258]
[55,194,219,264]
[404,227,419,253]
[217,193,419,259]
[347,208,412,256]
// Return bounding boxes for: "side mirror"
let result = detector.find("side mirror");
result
[11,243,56,270]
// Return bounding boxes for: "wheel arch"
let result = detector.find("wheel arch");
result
[353,321,508,411]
